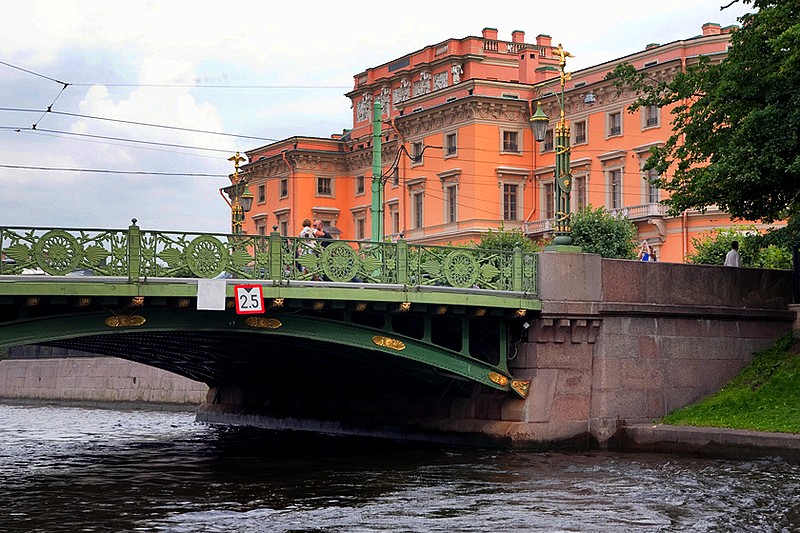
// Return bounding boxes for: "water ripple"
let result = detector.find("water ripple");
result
[0,404,798,532]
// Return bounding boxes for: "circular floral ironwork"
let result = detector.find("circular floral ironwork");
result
[186,235,229,278]
[33,230,81,275]
[321,242,360,282]
[443,250,479,288]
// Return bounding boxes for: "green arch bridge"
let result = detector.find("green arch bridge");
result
[0,221,539,401]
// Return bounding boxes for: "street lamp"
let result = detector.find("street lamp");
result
[530,43,574,246]
[226,152,254,235]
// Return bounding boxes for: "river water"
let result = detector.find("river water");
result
[1,404,798,532]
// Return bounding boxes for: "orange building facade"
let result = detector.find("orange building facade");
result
[238,23,762,262]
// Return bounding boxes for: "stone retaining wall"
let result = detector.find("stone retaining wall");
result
[0,357,207,405]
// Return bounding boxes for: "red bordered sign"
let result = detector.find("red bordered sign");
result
[233,284,264,315]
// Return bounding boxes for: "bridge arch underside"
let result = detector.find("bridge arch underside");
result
[0,307,531,403]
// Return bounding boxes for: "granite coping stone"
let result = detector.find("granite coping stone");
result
[619,423,800,460]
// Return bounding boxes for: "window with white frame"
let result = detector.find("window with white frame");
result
[279,219,289,236]
[542,129,554,152]
[542,181,555,219]
[573,175,587,210]
[391,166,400,187]
[608,168,623,208]
[317,176,333,196]
[445,184,458,224]
[444,132,457,157]
[353,211,366,240]
[647,168,660,203]
[411,141,424,166]
[355,175,365,195]
[503,183,519,221]
[573,120,587,145]
[412,191,424,228]
[388,202,400,236]
[501,130,521,153]
[257,184,266,203]
[279,178,288,198]
[643,105,660,128]
[607,111,622,137]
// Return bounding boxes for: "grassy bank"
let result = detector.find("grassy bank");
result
[661,332,800,434]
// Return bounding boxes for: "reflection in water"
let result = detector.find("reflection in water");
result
[0,404,798,532]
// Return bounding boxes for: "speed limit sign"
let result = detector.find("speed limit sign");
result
[234,284,264,314]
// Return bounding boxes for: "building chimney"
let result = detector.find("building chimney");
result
[702,22,722,36]
[512,30,525,43]
[482,27,498,40]
[519,52,538,85]
[536,34,552,48]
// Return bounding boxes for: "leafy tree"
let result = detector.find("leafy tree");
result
[569,206,638,259]
[475,225,540,252]
[607,0,800,224]
[757,244,793,269]
[688,226,792,269]
[687,226,761,265]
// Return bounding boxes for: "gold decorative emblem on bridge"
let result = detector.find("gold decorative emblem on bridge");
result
[510,380,531,399]
[488,372,509,386]
[245,317,282,329]
[104,315,146,328]
[372,335,406,351]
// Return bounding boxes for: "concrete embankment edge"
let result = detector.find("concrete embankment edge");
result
[618,424,800,460]
[0,357,207,406]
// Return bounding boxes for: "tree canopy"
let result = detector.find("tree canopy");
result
[570,206,638,259]
[608,0,800,224]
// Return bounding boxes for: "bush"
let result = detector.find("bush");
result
[569,206,637,259]
[688,226,791,269]
[475,226,540,252]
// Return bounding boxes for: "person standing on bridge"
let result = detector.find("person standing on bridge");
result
[296,218,317,275]
[312,220,332,244]
[725,241,741,267]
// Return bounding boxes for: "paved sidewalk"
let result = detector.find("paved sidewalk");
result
[620,424,800,460]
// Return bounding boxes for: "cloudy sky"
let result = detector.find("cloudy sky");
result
[0,0,752,233]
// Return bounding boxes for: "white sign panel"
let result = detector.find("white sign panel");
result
[234,284,264,315]
[196,278,227,311]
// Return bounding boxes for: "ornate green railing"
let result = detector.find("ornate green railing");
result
[0,222,538,295]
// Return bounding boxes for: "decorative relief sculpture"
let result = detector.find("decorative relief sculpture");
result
[433,72,448,90]
[413,71,431,97]
[356,92,373,122]
[393,78,411,104]
[451,64,463,84]
[378,87,391,116]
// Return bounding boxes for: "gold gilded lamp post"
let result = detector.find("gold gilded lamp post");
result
[530,44,575,247]
[226,152,254,235]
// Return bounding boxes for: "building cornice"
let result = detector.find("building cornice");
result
[393,95,528,138]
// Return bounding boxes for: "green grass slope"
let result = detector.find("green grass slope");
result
[661,332,800,434]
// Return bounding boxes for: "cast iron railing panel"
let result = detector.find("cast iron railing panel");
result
[0,223,537,296]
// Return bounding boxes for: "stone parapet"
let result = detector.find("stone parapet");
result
[506,254,794,447]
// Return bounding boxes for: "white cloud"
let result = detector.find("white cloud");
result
[0,0,753,231]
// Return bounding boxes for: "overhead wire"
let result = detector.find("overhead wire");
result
[1,59,661,199]
[0,107,280,143]
[3,126,233,154]
[0,163,226,177]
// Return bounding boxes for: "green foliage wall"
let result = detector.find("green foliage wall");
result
[475,226,540,252]
[688,226,792,269]
[569,206,637,259]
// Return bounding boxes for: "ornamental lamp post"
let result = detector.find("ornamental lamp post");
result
[227,152,254,235]
[530,43,574,247]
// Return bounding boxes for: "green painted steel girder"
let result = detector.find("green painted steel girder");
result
[0,280,541,310]
[0,308,524,395]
